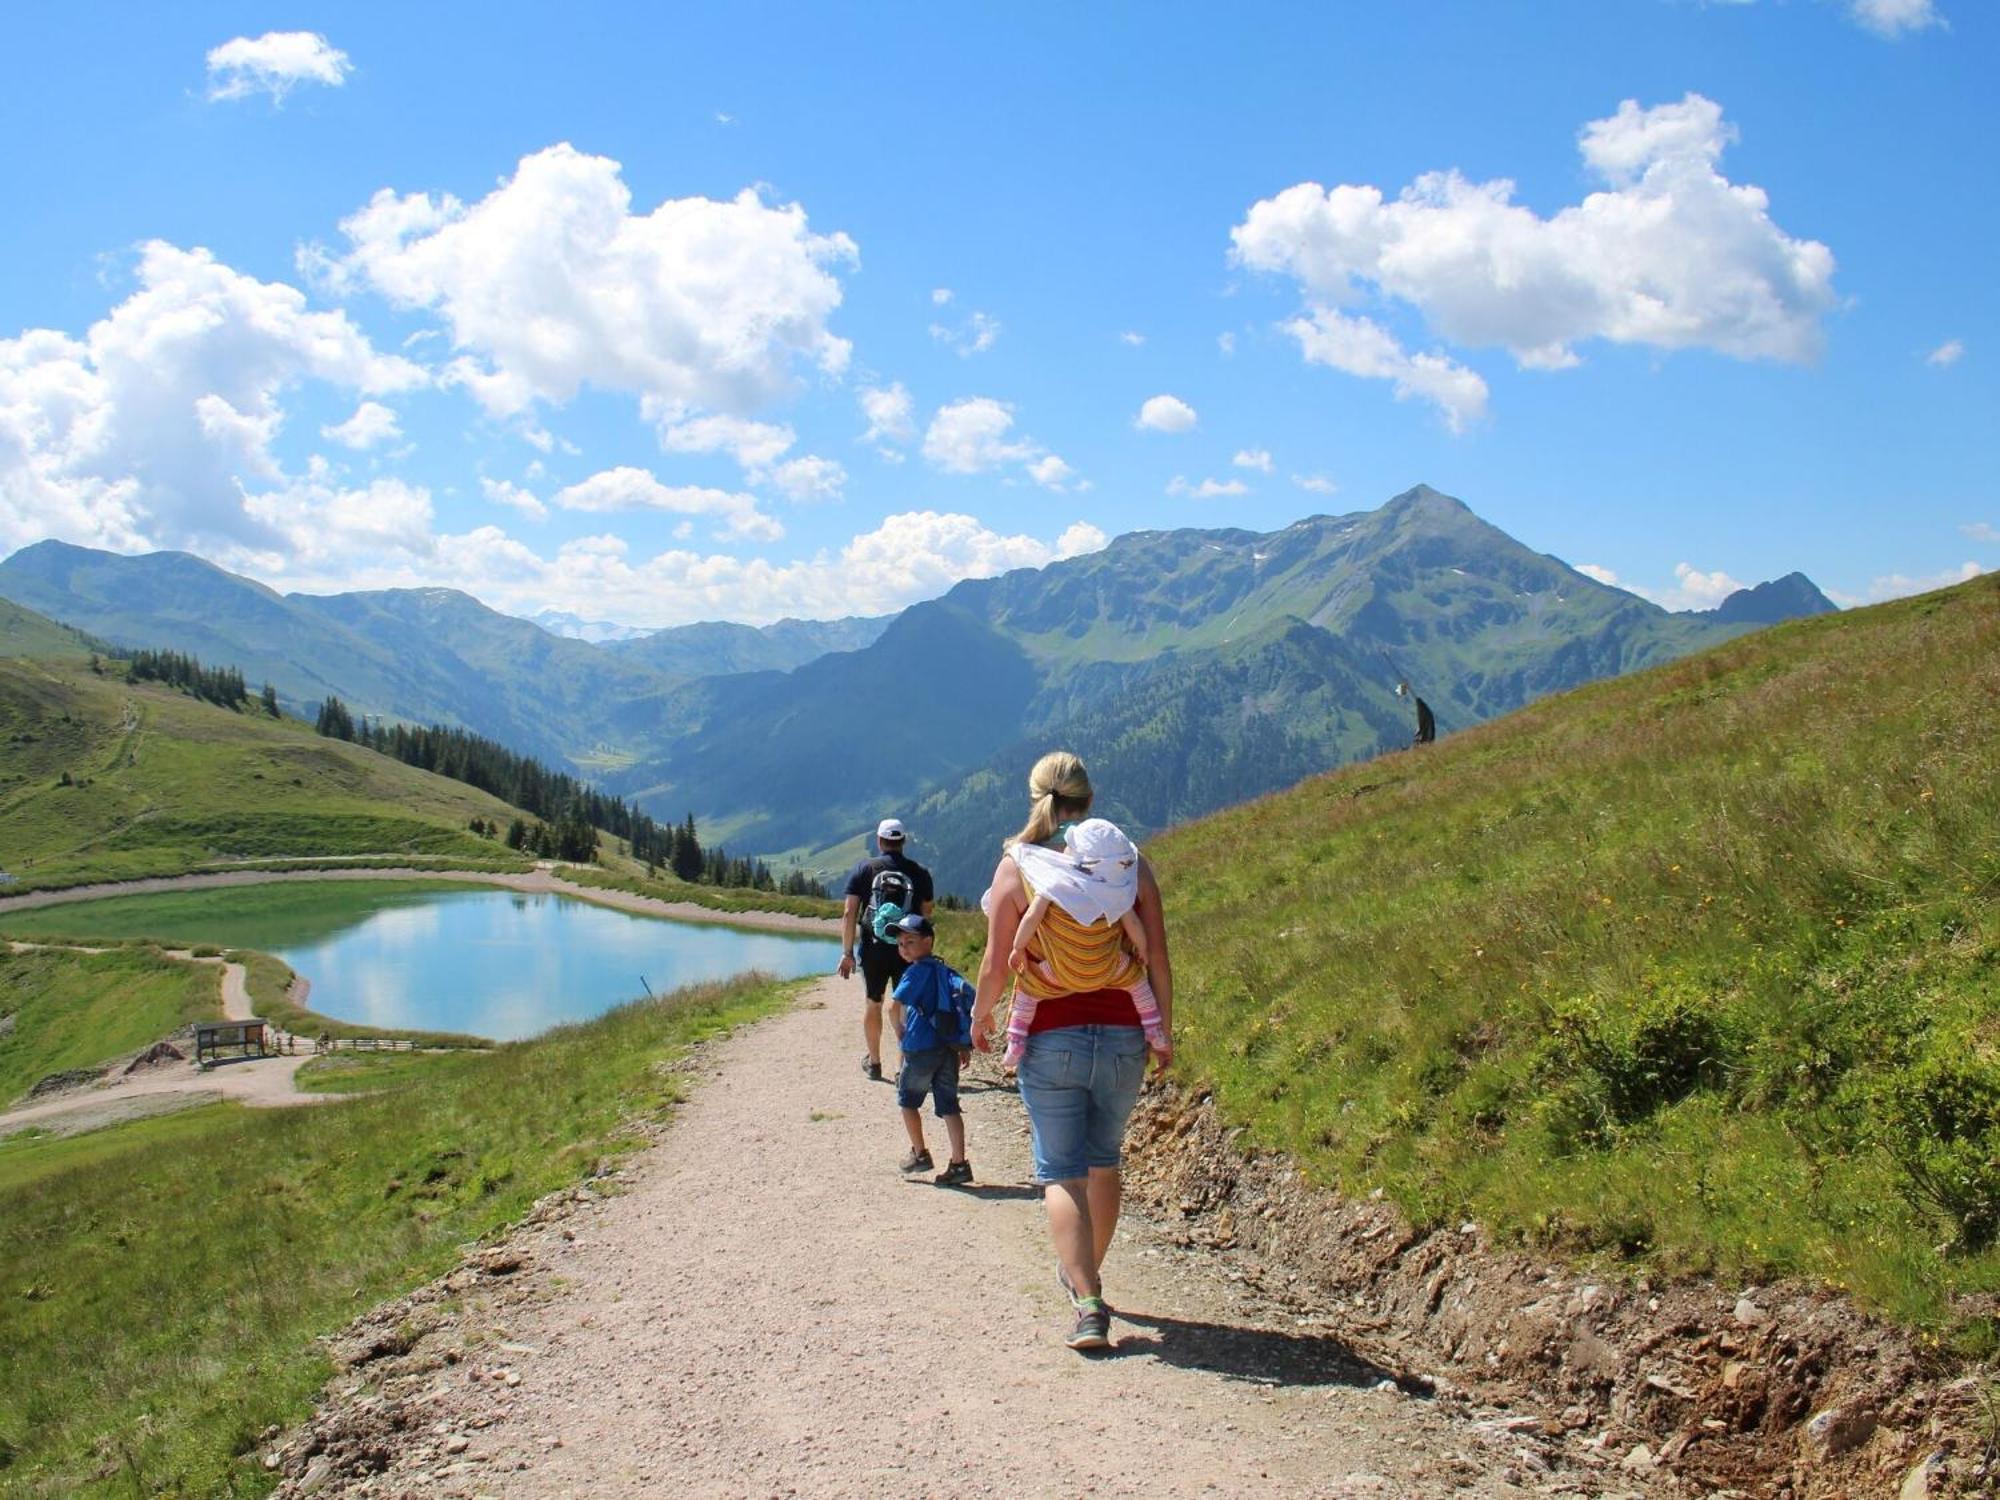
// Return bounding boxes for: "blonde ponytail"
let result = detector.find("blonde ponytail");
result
[1008,750,1093,849]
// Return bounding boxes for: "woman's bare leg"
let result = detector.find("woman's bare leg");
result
[1045,1180,1100,1298]
[1086,1166,1121,1273]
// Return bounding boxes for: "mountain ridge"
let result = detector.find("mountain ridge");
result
[2,487,1836,895]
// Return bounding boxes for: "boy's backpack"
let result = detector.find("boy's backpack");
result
[862,863,915,944]
[913,961,975,1047]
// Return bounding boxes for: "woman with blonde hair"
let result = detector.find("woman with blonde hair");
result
[972,750,1172,1351]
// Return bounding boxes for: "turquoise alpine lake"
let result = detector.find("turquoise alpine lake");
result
[256,889,838,1040]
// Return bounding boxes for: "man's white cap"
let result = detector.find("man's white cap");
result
[876,817,907,842]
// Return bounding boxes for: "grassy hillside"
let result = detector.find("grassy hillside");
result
[1153,573,2000,1335]
[0,597,109,660]
[0,946,221,1105]
[0,973,793,1495]
[0,654,531,891]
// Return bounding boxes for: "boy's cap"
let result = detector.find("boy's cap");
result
[876,817,906,842]
[893,912,934,938]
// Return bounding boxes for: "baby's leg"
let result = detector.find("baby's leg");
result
[1010,894,1052,972]
[1002,988,1039,1068]
[1127,976,1168,1051]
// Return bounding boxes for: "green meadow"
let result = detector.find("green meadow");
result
[0,946,222,1105]
[0,655,531,892]
[0,973,793,1496]
[1138,574,2000,1338]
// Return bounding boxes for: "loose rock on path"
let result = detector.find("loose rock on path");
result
[278,978,1665,1498]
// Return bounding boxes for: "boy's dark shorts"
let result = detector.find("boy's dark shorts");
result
[859,942,908,1001]
[897,1047,961,1116]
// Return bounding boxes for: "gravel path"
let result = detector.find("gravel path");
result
[319,979,1618,1498]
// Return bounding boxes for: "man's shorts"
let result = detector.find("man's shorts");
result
[859,941,908,1001]
[1016,1024,1148,1182]
[896,1046,961,1116]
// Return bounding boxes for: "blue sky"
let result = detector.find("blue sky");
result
[1,2,1991,626]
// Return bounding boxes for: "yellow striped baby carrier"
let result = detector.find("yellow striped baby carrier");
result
[1016,870,1144,1000]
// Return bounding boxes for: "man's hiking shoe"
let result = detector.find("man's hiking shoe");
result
[1065,1297,1112,1351]
[863,1055,883,1081]
[934,1159,974,1187]
[1058,1260,1113,1316]
[899,1148,934,1173]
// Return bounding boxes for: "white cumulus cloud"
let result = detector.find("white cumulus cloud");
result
[551,466,780,543]
[1166,475,1248,499]
[1232,448,1274,473]
[1292,473,1339,495]
[206,31,351,102]
[929,309,1001,357]
[1848,0,1944,37]
[0,241,424,557]
[1838,560,1983,604]
[480,477,548,521]
[310,144,856,422]
[322,400,402,450]
[1927,338,1965,367]
[857,382,916,456]
[1119,331,1146,347]
[1233,94,1836,422]
[1028,455,1076,492]
[769,454,847,502]
[1573,562,1623,587]
[1962,521,1999,544]
[1136,394,1197,433]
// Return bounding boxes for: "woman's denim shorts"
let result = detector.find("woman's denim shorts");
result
[1016,1024,1148,1183]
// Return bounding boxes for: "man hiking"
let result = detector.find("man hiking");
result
[838,817,935,1080]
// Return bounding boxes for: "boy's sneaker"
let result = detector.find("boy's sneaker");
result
[1064,1297,1111,1351]
[862,1054,883,1081]
[934,1159,973,1187]
[898,1148,933,1173]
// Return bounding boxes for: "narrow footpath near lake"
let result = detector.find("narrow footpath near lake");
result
[275,978,1663,1499]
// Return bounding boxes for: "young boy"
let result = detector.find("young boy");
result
[887,913,975,1186]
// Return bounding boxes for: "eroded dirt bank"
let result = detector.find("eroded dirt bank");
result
[1120,1086,1993,1497]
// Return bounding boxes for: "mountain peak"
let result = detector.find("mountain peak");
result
[1384,483,1469,514]
[1706,572,1839,625]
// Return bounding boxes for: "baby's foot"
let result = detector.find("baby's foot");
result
[1144,1028,1170,1053]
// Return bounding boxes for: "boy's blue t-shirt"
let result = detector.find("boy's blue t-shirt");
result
[893,955,968,1052]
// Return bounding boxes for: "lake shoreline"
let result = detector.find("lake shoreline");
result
[0,865,843,938]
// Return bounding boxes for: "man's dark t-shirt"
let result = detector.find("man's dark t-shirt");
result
[844,850,935,1002]
[844,851,935,946]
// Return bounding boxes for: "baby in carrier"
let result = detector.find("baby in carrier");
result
[1002,817,1168,1068]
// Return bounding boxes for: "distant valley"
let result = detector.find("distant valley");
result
[0,485,1835,896]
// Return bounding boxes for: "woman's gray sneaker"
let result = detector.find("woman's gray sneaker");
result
[1065,1297,1111,1351]
[898,1147,933,1173]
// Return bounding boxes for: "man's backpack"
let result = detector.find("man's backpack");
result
[862,864,915,944]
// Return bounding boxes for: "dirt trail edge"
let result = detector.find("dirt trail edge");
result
[272,979,1633,1500]
[0,866,840,936]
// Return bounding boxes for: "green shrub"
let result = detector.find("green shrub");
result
[1877,1052,2000,1251]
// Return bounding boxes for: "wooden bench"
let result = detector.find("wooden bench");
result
[194,1019,269,1067]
